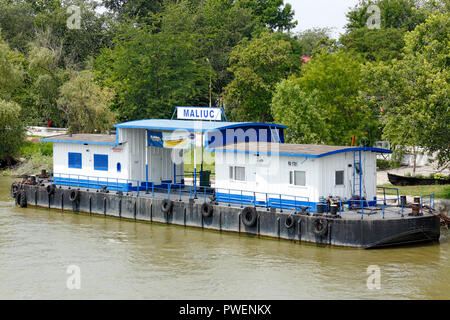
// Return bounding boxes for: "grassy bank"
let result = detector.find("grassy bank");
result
[0,139,53,177]
[377,183,450,199]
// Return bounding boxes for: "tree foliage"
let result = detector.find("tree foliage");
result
[273,50,380,146]
[341,0,431,61]
[57,70,116,134]
[95,23,210,120]
[0,32,24,100]
[224,31,302,122]
[0,99,24,165]
[360,12,450,168]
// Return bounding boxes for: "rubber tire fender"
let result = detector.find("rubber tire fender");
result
[285,214,295,229]
[161,199,173,213]
[11,183,19,198]
[241,207,257,227]
[69,189,80,202]
[313,218,328,237]
[46,184,56,195]
[17,190,27,208]
[201,202,214,217]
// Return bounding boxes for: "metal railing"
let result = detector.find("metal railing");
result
[51,173,142,196]
[49,173,435,217]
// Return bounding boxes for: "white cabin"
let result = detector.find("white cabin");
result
[42,118,285,192]
[210,142,391,211]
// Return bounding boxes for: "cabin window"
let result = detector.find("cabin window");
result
[229,166,234,180]
[117,162,121,172]
[234,166,246,181]
[68,152,82,169]
[335,170,344,186]
[94,154,108,171]
[289,170,306,186]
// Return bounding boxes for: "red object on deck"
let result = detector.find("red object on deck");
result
[301,56,310,64]
[47,120,51,127]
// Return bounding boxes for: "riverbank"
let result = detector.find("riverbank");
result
[0,138,53,177]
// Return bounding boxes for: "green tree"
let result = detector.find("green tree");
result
[0,32,24,100]
[272,83,330,144]
[57,70,116,133]
[95,23,210,120]
[360,13,450,169]
[0,0,35,53]
[296,28,332,57]
[272,50,379,146]
[341,0,430,61]
[161,0,256,100]
[224,31,302,122]
[26,33,68,126]
[237,0,297,31]
[345,0,427,31]
[0,99,24,165]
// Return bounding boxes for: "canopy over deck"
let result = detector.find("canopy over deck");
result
[114,119,285,132]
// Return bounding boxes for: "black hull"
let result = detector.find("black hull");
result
[14,184,442,249]
[388,173,450,186]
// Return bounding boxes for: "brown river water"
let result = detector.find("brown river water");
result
[0,177,448,299]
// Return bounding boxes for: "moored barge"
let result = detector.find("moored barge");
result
[10,107,442,248]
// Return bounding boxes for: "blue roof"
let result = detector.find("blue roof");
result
[114,119,286,132]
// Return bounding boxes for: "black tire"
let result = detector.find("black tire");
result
[285,214,295,229]
[313,218,328,237]
[161,199,173,213]
[241,207,257,227]
[10,183,19,198]
[69,190,79,202]
[46,184,55,195]
[201,202,214,217]
[18,190,27,208]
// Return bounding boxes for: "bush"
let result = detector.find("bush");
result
[19,141,53,159]
[376,159,401,170]
[0,99,24,166]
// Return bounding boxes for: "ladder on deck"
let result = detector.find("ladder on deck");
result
[353,151,363,202]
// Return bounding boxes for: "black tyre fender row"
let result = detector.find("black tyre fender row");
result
[15,190,27,208]
[46,184,56,195]
[69,189,80,202]
[241,207,257,227]
[10,183,19,198]
[161,199,173,213]
[313,217,329,237]
[285,214,295,229]
[201,202,214,217]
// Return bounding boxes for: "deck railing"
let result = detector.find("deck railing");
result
[49,173,435,217]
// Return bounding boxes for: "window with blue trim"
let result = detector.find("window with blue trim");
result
[68,152,82,169]
[94,154,108,171]
[117,162,121,172]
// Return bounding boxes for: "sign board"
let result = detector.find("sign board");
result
[176,107,222,121]
[147,130,193,149]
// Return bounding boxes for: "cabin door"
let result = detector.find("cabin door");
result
[255,164,268,201]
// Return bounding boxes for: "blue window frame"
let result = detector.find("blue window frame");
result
[117,162,121,172]
[68,152,82,169]
[94,154,108,171]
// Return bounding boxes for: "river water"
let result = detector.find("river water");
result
[0,177,448,300]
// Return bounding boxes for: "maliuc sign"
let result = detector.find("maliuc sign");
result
[176,106,222,121]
